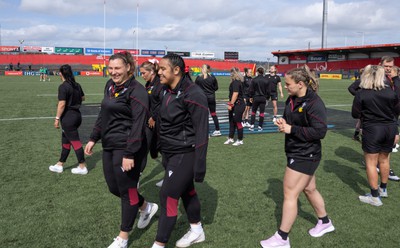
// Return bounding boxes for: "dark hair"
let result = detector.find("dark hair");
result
[257,67,265,75]
[162,53,185,76]
[380,56,394,65]
[109,51,135,76]
[244,67,249,73]
[59,64,78,88]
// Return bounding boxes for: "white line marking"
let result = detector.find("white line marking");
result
[37,93,103,97]
[0,115,98,121]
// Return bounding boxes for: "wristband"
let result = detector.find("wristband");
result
[55,117,60,120]
[227,102,234,107]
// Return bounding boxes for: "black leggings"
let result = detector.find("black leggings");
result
[207,97,220,130]
[59,110,85,163]
[250,97,267,128]
[156,151,201,243]
[102,149,145,232]
[228,103,245,140]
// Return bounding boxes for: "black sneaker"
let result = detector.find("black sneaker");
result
[389,169,400,181]
[352,135,361,142]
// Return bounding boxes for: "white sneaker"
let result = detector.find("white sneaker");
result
[155,179,164,187]
[107,236,128,248]
[211,130,222,137]
[359,193,383,207]
[49,164,63,173]
[272,117,277,123]
[71,166,88,175]
[396,144,400,149]
[258,126,263,131]
[137,202,158,229]
[176,229,205,248]
[379,187,388,198]
[245,122,251,127]
[224,138,234,145]
[249,125,254,131]
[232,140,243,146]
[392,148,398,153]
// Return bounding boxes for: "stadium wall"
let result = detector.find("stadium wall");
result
[0,54,255,72]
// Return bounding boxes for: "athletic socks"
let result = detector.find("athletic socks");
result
[380,182,387,189]
[318,215,330,224]
[371,188,379,197]
[190,223,204,234]
[277,229,289,240]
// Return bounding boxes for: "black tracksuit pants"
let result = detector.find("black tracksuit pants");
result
[102,148,146,232]
[59,110,85,163]
[250,96,267,128]
[155,151,201,243]
[207,96,220,131]
[228,102,245,140]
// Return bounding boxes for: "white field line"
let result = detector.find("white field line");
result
[37,93,103,97]
[0,104,351,122]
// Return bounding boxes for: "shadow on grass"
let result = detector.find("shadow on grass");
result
[264,178,317,229]
[323,159,368,195]
[130,180,218,246]
[63,150,102,172]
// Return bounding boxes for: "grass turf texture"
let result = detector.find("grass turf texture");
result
[1,75,399,247]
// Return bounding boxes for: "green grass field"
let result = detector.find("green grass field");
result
[1,75,399,248]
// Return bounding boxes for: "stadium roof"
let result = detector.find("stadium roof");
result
[272,43,400,56]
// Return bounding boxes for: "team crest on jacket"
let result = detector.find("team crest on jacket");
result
[299,102,306,112]
[168,170,173,177]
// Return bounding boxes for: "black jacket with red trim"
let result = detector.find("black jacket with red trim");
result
[89,76,149,159]
[283,88,327,160]
[194,74,219,98]
[159,76,209,182]
[145,75,162,120]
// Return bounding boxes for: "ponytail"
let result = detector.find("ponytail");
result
[286,65,319,92]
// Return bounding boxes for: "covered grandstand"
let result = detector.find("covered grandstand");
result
[272,43,400,77]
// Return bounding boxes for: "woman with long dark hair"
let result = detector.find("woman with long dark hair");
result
[84,52,158,248]
[49,64,88,175]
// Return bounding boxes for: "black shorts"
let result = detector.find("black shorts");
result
[287,157,320,176]
[362,124,397,153]
[270,93,278,101]
[245,96,252,106]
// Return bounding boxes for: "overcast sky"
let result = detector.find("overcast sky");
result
[0,0,399,61]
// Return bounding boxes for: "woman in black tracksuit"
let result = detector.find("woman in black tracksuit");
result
[151,54,209,248]
[84,52,158,248]
[49,64,88,175]
[249,67,270,131]
[242,68,253,126]
[224,67,245,146]
[352,65,400,207]
[260,66,334,248]
[140,61,163,167]
[195,64,221,136]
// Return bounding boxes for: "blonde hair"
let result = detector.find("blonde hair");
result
[285,65,319,92]
[201,64,209,79]
[359,65,386,90]
[230,67,243,82]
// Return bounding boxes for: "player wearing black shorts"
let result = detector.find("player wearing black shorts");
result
[49,64,88,175]
[352,65,400,206]
[261,65,334,248]
[224,67,245,146]
[267,65,284,122]
[242,68,253,127]
[151,54,209,248]
[195,64,221,137]
[248,67,270,131]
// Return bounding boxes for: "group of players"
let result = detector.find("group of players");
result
[47,51,400,248]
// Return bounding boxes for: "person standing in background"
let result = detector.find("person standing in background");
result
[195,64,221,137]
